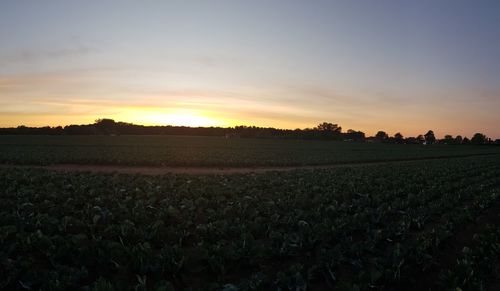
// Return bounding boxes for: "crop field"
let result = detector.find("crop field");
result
[1,154,499,290]
[0,135,500,167]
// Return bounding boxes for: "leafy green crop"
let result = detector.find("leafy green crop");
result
[0,155,499,290]
[438,226,500,290]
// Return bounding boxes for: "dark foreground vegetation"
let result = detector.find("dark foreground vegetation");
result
[1,135,500,167]
[0,155,499,290]
[1,119,498,145]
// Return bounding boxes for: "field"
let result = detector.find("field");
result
[0,136,499,290]
[1,135,500,167]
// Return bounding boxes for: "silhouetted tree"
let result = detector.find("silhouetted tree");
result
[394,132,404,144]
[346,129,365,141]
[375,131,389,141]
[312,122,343,140]
[462,137,470,144]
[315,122,342,133]
[455,135,463,144]
[471,133,487,144]
[443,135,454,144]
[424,130,436,144]
[95,119,117,135]
[417,135,425,144]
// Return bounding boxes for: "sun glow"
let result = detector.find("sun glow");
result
[118,109,226,127]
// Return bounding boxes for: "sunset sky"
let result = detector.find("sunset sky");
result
[1,0,499,138]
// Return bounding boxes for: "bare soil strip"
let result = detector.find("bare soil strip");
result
[1,153,498,175]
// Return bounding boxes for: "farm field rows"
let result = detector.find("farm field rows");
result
[1,135,499,167]
[1,155,499,290]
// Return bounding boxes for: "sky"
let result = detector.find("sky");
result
[1,0,499,138]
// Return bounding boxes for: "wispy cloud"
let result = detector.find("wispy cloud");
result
[0,45,98,66]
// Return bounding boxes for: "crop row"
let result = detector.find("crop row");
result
[0,156,499,290]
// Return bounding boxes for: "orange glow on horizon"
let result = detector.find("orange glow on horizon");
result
[116,108,229,127]
[0,109,497,139]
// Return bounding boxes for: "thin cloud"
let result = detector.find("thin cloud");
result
[0,45,98,66]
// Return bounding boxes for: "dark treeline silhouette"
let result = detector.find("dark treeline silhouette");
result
[367,129,498,145]
[1,119,499,145]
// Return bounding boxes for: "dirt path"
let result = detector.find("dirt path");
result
[1,153,498,175]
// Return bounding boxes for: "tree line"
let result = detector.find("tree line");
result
[371,129,497,145]
[0,119,498,145]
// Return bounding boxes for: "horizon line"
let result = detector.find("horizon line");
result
[2,118,498,140]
